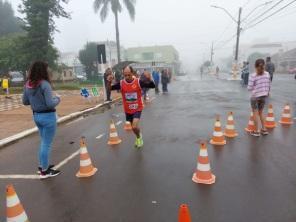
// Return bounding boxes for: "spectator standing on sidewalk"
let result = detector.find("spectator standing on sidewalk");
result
[152,69,160,94]
[241,61,250,86]
[140,70,151,101]
[104,68,113,101]
[22,61,61,179]
[2,75,10,97]
[247,59,271,137]
[161,69,170,93]
[266,57,275,82]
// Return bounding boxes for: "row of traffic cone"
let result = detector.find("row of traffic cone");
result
[209,112,238,146]
[2,121,134,221]
[245,103,293,132]
[76,120,134,178]
[193,103,294,186]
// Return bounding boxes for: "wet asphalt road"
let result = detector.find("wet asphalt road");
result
[0,74,295,222]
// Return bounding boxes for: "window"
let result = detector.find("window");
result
[70,71,73,77]
[63,71,66,77]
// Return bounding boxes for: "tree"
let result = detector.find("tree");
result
[0,34,27,74]
[203,60,211,67]
[0,0,22,37]
[79,42,98,80]
[93,0,136,63]
[18,0,70,69]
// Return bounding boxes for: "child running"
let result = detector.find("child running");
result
[247,59,271,137]
[108,65,155,148]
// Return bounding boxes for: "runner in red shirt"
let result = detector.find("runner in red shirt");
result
[109,65,155,148]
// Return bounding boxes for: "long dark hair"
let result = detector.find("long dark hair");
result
[255,59,265,76]
[28,61,50,87]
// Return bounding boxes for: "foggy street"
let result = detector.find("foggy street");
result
[0,75,295,222]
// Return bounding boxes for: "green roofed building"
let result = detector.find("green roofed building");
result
[125,45,180,75]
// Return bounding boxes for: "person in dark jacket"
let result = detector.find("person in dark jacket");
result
[161,69,170,93]
[266,57,275,82]
[22,61,61,179]
[104,68,113,101]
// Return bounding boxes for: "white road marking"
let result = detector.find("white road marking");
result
[0,175,40,179]
[0,134,106,179]
[54,149,80,170]
[96,134,105,139]
[116,121,122,126]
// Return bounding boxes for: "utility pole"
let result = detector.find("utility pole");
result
[233,7,242,79]
[210,42,214,74]
[210,42,214,65]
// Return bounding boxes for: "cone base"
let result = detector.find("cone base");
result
[245,127,254,132]
[265,123,276,129]
[192,173,216,185]
[224,132,238,138]
[210,139,226,146]
[76,167,98,178]
[279,120,293,125]
[108,139,122,145]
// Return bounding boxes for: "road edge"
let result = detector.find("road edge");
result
[0,98,121,148]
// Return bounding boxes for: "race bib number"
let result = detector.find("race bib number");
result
[125,92,137,102]
[128,104,138,110]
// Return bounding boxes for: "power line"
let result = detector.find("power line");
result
[214,21,234,43]
[244,0,296,30]
[214,33,237,50]
[245,0,285,25]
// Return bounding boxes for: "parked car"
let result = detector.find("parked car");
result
[10,71,24,86]
[76,74,87,81]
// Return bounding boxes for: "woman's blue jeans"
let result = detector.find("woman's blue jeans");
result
[33,112,57,171]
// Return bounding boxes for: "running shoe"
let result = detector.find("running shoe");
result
[261,129,269,136]
[137,135,144,148]
[40,168,61,179]
[37,164,55,174]
[250,131,260,137]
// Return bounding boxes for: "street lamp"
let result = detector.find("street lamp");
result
[211,1,273,80]
[211,5,241,79]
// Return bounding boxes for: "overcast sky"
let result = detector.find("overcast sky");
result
[10,0,296,70]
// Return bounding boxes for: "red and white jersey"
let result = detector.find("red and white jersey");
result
[120,78,143,114]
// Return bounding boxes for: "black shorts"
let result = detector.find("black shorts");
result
[126,111,142,123]
[251,96,266,111]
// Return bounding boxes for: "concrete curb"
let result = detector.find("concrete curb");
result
[0,98,121,148]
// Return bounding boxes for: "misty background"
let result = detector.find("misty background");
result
[10,0,296,72]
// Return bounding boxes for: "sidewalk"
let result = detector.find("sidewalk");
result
[0,91,120,140]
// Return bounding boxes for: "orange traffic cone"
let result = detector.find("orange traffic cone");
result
[224,112,238,138]
[279,104,293,125]
[124,121,132,131]
[108,120,122,145]
[265,104,276,129]
[6,184,30,222]
[210,116,226,145]
[245,111,256,132]
[76,137,98,178]
[192,142,216,184]
[178,204,191,222]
